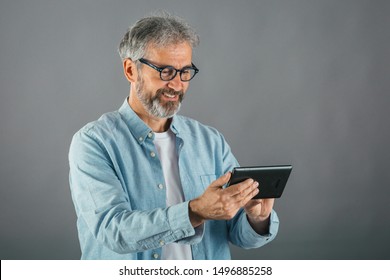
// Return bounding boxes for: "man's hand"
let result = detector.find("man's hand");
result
[189,172,260,227]
[244,197,275,235]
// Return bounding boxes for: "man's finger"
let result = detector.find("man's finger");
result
[234,181,259,199]
[225,179,257,197]
[239,185,260,206]
[209,172,231,189]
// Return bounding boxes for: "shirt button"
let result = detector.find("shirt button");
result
[153,253,159,259]
[150,152,156,157]
[159,240,165,246]
[138,137,143,142]
[148,132,153,138]
[158,184,164,189]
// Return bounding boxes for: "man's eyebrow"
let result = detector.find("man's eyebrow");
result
[159,62,193,69]
[146,59,193,69]
[174,63,193,69]
[171,64,193,69]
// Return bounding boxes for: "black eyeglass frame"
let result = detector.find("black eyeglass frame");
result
[138,58,199,82]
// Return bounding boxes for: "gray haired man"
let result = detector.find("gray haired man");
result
[69,13,279,260]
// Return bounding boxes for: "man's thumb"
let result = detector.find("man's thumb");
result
[210,172,231,188]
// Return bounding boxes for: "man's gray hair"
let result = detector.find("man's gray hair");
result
[118,12,199,61]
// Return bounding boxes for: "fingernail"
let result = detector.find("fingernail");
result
[254,181,259,187]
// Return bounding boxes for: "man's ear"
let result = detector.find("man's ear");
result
[123,59,138,83]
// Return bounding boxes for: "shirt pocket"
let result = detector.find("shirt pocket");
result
[200,174,217,190]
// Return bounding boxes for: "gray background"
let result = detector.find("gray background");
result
[1,0,389,260]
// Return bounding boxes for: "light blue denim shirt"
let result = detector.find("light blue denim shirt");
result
[69,99,279,260]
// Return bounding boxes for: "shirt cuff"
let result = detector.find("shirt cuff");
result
[240,209,280,248]
[167,201,204,245]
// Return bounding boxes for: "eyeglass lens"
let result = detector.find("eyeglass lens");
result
[161,66,196,81]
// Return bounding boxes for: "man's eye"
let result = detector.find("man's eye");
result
[161,67,174,76]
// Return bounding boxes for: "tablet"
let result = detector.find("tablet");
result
[226,165,292,199]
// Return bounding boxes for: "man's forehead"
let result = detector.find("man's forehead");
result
[145,42,193,62]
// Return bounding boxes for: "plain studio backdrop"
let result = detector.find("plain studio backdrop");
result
[1,0,389,260]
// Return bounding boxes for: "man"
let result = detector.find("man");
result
[69,13,279,260]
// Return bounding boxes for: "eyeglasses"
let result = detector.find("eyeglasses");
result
[138,58,199,82]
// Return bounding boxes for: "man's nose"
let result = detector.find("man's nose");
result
[167,73,184,92]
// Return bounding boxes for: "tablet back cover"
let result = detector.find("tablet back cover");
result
[229,165,292,198]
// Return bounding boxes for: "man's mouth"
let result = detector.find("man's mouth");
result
[163,92,177,99]
[158,89,183,102]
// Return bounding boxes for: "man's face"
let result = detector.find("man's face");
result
[135,42,193,119]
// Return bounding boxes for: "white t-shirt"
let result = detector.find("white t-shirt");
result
[153,129,192,260]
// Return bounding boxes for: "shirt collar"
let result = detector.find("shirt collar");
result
[170,116,180,135]
[118,98,183,144]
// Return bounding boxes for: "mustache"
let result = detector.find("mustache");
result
[156,88,184,98]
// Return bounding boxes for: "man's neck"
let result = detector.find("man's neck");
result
[127,96,171,133]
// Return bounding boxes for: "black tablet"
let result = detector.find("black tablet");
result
[226,165,292,199]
